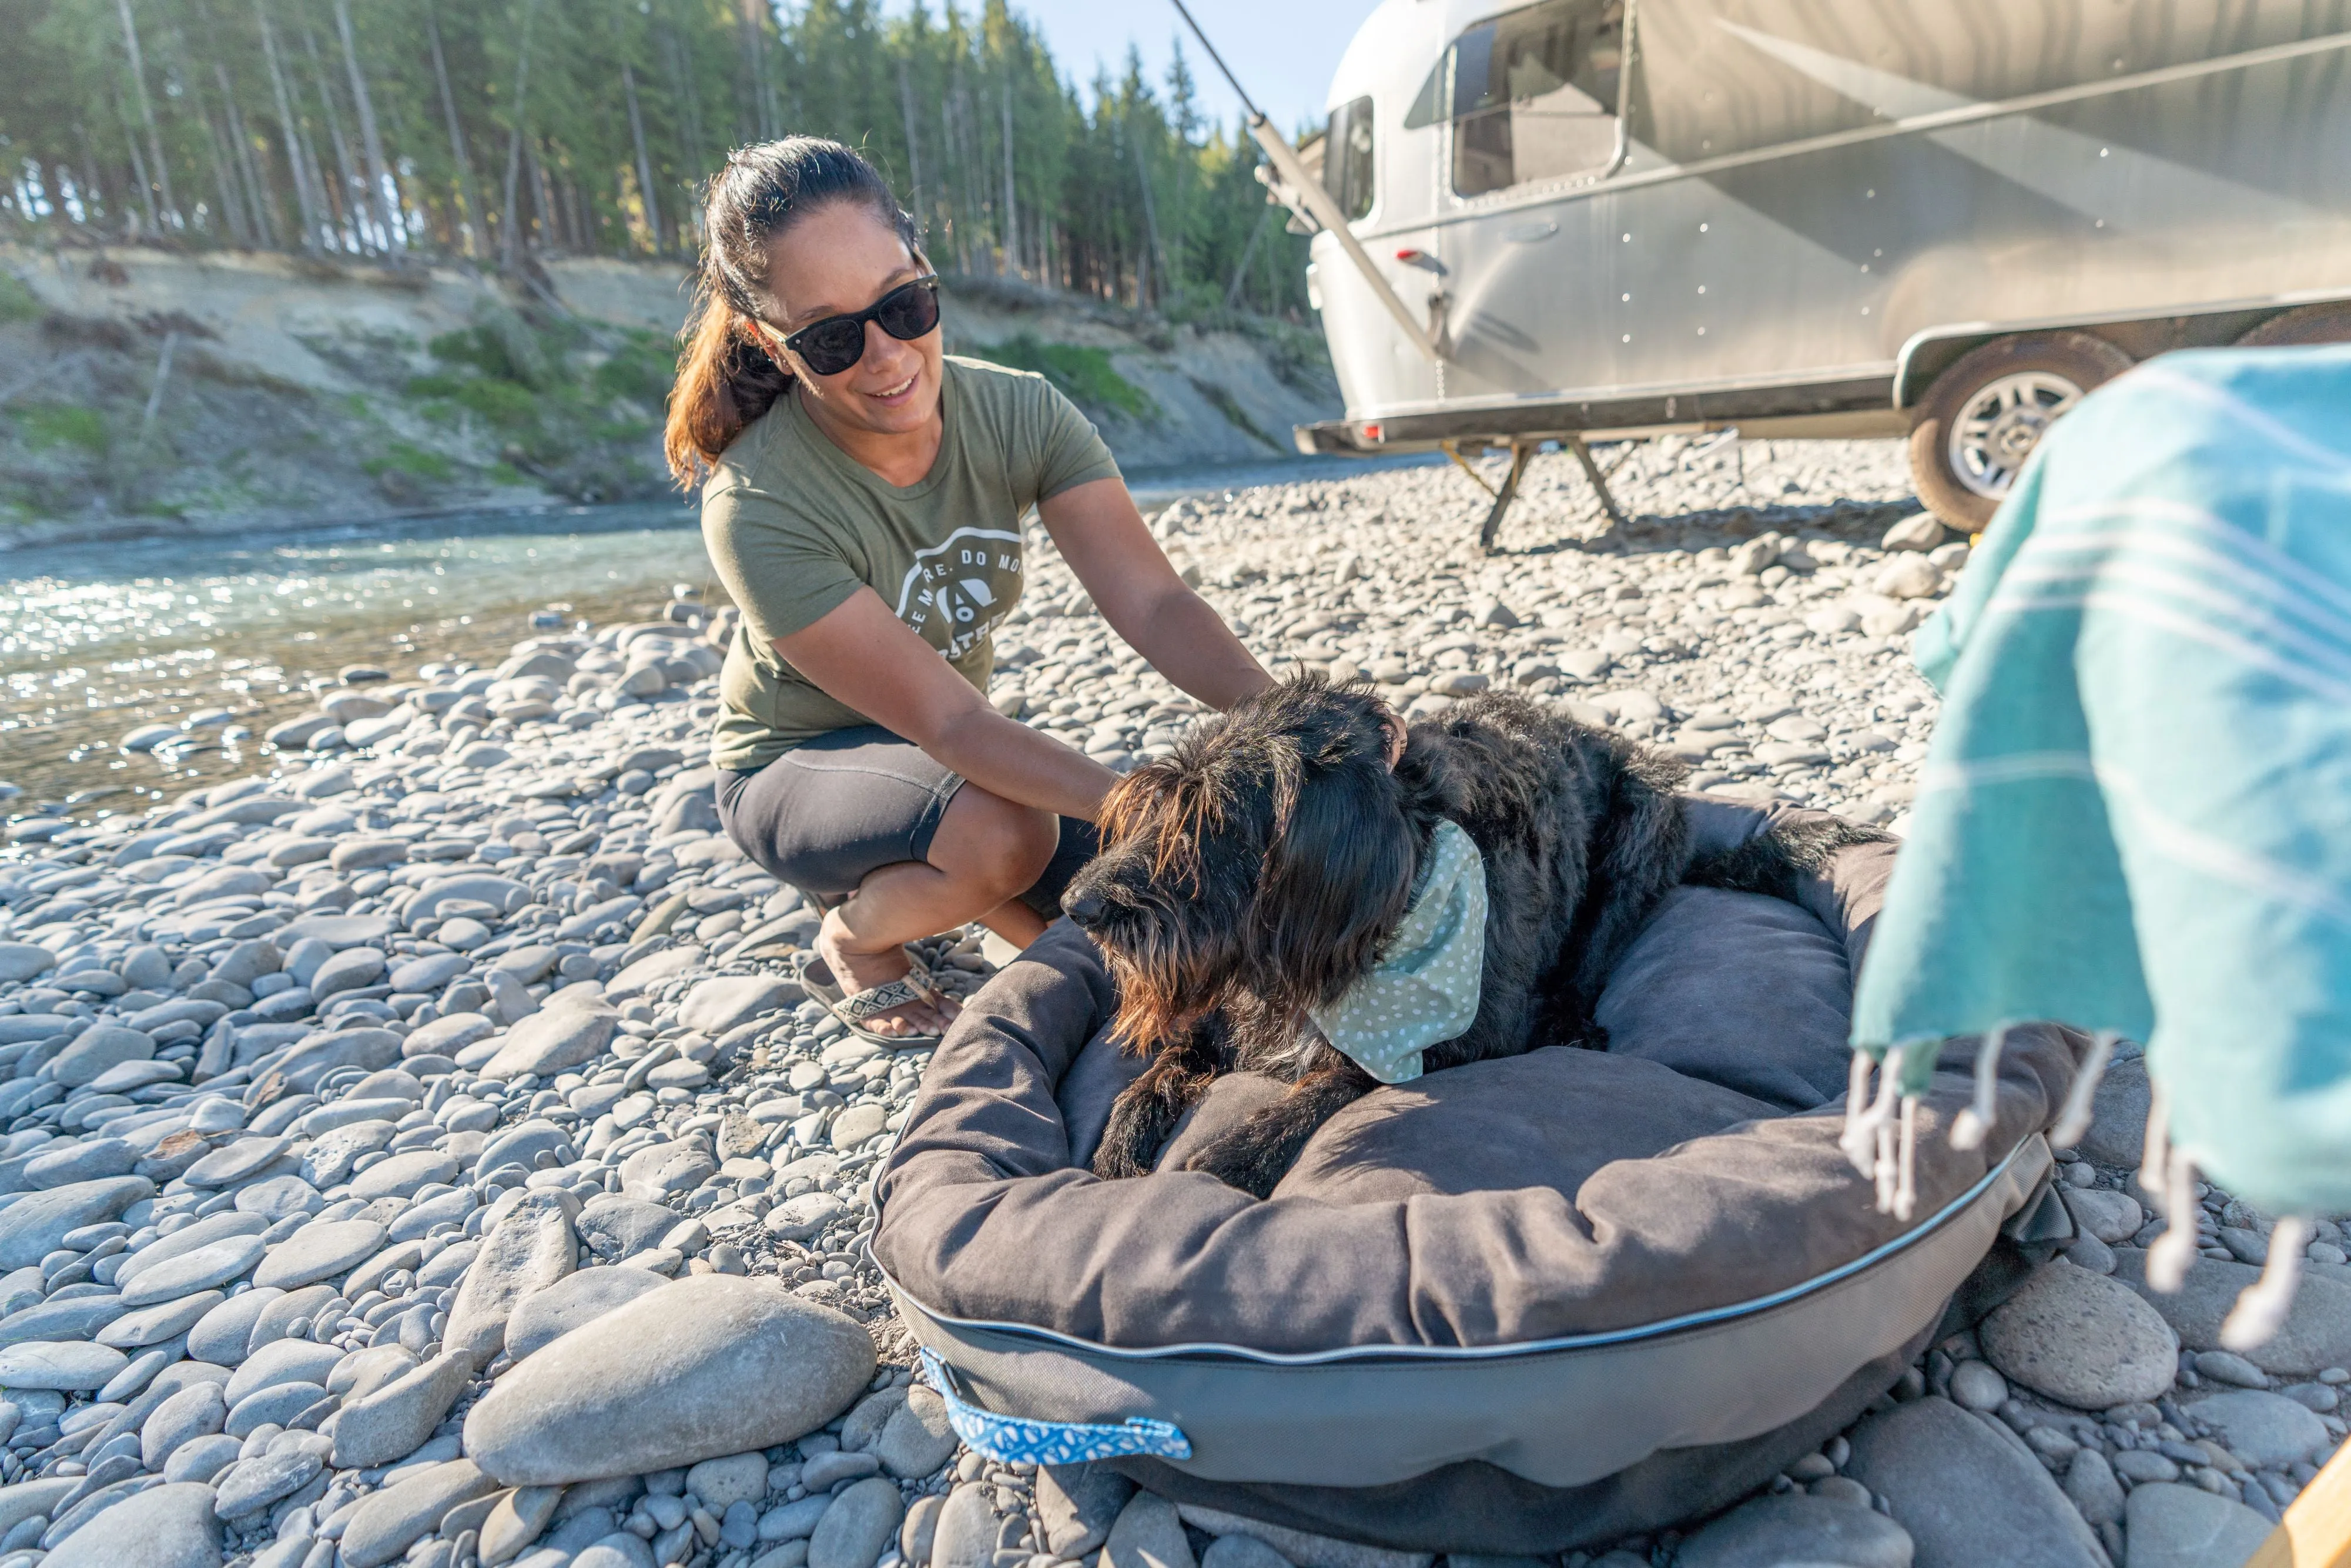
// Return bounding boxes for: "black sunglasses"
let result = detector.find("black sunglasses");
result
[779,276,942,377]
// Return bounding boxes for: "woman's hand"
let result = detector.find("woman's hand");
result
[1039,477,1272,713]
[771,590,1118,821]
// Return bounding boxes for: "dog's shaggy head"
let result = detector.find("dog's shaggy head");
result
[1064,674,1424,1059]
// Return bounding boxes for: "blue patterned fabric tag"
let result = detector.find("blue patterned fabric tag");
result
[918,1348,1193,1466]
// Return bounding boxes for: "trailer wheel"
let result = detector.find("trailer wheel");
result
[2237,303,2351,347]
[1907,332,2134,530]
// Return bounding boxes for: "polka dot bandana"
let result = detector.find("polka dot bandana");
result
[1307,819,1488,1085]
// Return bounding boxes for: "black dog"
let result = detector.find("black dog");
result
[1063,674,1875,1198]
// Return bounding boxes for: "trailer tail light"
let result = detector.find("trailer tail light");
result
[1361,423,1385,445]
[1395,249,1425,262]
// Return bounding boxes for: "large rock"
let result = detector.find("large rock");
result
[0,1177,152,1268]
[620,1142,717,1204]
[49,1027,157,1088]
[464,1275,876,1485]
[810,1477,904,1568]
[443,1190,580,1363]
[1843,1397,2105,1568]
[341,1458,501,1568]
[0,1294,131,1347]
[504,1265,667,1361]
[607,947,698,1002]
[2058,1188,2142,1246]
[141,1382,229,1470]
[225,1338,344,1406]
[480,1004,620,1081]
[182,1137,292,1190]
[875,1385,958,1479]
[43,1480,222,1568]
[1980,1260,2178,1409]
[0,946,56,984]
[2074,1055,2151,1170]
[677,976,799,1036]
[475,1121,577,1182]
[928,1482,999,1568]
[404,1012,497,1058]
[2188,1389,2330,1468]
[348,1149,460,1201]
[1039,1466,1136,1557]
[405,876,529,930]
[1107,1493,1195,1568]
[1676,1494,1914,1568]
[0,1341,129,1389]
[280,912,400,950]
[2120,1483,2272,1568]
[577,1196,681,1261]
[2115,1250,2351,1375]
[187,1288,284,1365]
[254,1218,387,1289]
[119,1234,267,1305]
[331,1350,474,1468]
[272,1027,404,1092]
[99,1291,221,1349]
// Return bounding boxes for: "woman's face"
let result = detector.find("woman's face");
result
[760,203,942,440]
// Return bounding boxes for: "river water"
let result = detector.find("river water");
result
[1,454,1437,813]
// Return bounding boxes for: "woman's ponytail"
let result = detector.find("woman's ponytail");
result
[664,137,923,487]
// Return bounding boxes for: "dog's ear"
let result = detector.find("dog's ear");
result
[1248,741,1416,1013]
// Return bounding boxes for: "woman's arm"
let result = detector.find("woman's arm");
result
[1039,476,1272,712]
[772,590,1117,821]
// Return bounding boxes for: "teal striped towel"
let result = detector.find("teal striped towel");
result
[1851,345,2351,1221]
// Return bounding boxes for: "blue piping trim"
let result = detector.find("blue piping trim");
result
[881,1138,2037,1367]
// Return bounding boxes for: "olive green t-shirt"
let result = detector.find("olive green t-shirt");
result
[701,356,1123,770]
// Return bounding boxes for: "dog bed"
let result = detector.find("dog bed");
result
[872,800,2089,1552]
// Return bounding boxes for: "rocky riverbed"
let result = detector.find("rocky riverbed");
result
[0,442,2340,1568]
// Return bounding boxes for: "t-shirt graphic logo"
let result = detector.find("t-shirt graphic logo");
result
[895,527,1023,661]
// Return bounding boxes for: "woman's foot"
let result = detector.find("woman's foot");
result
[816,910,959,1040]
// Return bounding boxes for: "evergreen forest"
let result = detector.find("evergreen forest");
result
[0,0,1317,320]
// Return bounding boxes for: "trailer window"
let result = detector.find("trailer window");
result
[1324,96,1376,222]
[1429,0,1626,197]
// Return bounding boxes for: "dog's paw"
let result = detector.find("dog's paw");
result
[1178,1127,1291,1201]
[1089,1138,1151,1181]
[1090,1093,1166,1180]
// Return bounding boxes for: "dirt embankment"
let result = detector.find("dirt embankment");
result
[0,245,1338,547]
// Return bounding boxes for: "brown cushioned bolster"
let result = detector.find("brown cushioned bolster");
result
[874,822,2079,1353]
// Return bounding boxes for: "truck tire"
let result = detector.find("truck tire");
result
[2237,303,2351,347]
[1907,332,2134,531]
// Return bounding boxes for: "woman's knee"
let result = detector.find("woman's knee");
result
[933,786,1060,897]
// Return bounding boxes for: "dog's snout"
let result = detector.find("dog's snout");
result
[1063,884,1110,929]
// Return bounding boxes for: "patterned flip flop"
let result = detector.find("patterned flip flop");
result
[795,947,947,1048]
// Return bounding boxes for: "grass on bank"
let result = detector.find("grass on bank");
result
[967,334,1153,421]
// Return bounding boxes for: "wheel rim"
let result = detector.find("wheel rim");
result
[1947,369,2087,500]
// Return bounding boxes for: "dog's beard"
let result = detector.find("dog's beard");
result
[1099,934,1219,1057]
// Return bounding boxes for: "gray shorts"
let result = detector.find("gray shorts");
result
[716,726,1098,921]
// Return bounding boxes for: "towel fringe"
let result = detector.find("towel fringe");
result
[1950,1023,2010,1152]
[2138,1074,2173,1203]
[1842,1046,1904,1179]
[2222,1218,2312,1351]
[1891,1094,1920,1221]
[2049,1030,2119,1149]
[2148,1147,2201,1294]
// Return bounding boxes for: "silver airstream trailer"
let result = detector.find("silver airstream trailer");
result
[1241,0,2351,538]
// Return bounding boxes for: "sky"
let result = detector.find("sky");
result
[884,0,1381,133]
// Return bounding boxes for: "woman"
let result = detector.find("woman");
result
[667,138,1270,1044]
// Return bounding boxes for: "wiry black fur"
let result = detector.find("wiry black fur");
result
[1068,674,1891,1199]
[1067,675,1696,1198]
